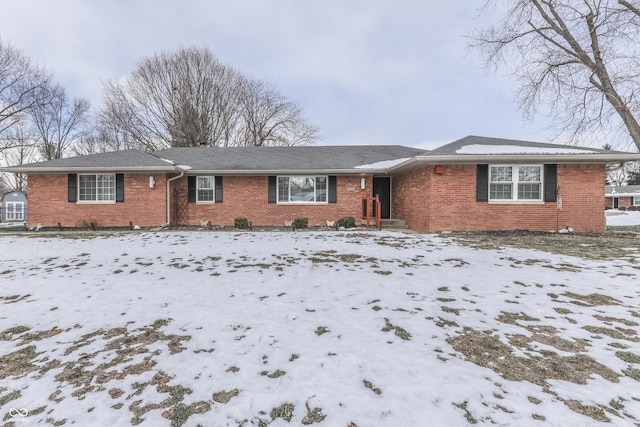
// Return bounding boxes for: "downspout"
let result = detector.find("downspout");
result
[166,172,185,225]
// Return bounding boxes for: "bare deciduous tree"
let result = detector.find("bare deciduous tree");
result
[101,46,320,150]
[0,121,36,191]
[0,38,51,144]
[470,1,640,151]
[28,83,92,160]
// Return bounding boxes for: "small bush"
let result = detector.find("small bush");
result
[292,217,308,229]
[336,216,356,228]
[234,217,250,229]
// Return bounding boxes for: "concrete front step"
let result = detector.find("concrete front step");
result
[380,219,409,229]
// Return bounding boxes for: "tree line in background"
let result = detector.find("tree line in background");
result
[0,41,320,192]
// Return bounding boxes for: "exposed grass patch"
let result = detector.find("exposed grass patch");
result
[563,292,621,306]
[314,326,330,336]
[381,318,411,340]
[212,389,239,404]
[583,326,638,341]
[448,328,620,386]
[270,402,295,422]
[363,379,382,395]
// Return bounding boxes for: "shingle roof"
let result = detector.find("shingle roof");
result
[153,145,427,173]
[606,185,640,196]
[5,149,175,171]
[426,135,617,156]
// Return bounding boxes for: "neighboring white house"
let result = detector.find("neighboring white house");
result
[1,191,27,223]
[605,185,640,209]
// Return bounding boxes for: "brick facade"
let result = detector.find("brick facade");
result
[171,175,372,227]
[26,163,606,232]
[26,173,373,228]
[392,163,605,233]
[605,197,634,209]
[27,173,168,227]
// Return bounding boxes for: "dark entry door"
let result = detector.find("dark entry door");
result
[613,197,619,209]
[373,177,391,219]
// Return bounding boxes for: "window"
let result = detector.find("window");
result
[78,174,116,202]
[489,165,542,202]
[633,196,640,206]
[197,176,215,202]
[5,202,24,221]
[277,176,327,203]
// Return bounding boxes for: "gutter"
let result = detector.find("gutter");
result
[166,172,185,225]
[387,153,640,174]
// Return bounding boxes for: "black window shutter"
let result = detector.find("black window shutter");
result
[188,176,196,203]
[544,164,557,202]
[268,176,277,203]
[68,174,77,202]
[215,176,223,203]
[476,164,489,202]
[328,176,337,203]
[115,174,124,202]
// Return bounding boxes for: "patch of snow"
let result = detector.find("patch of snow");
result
[354,158,411,169]
[456,144,596,155]
[0,231,638,426]
[606,209,640,226]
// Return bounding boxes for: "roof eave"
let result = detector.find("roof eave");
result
[403,153,640,165]
[0,166,179,174]
[184,168,386,175]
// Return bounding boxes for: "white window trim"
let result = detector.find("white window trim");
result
[77,173,116,204]
[276,175,329,205]
[488,165,544,204]
[633,196,640,206]
[5,201,24,221]
[196,175,216,204]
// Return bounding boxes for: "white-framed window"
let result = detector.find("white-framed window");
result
[277,176,327,203]
[633,196,640,206]
[5,202,24,221]
[78,174,116,202]
[197,176,215,202]
[489,165,542,202]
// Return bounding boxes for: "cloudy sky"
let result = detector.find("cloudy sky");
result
[0,1,555,149]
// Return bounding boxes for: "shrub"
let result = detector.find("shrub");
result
[234,217,250,229]
[336,216,356,229]
[292,217,308,229]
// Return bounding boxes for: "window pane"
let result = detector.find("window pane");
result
[491,166,512,182]
[490,183,512,199]
[315,176,327,202]
[518,183,541,200]
[97,174,115,201]
[79,175,96,201]
[197,177,214,202]
[278,177,290,202]
[290,177,315,201]
[519,166,541,182]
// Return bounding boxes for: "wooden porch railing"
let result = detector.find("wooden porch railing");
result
[362,196,381,230]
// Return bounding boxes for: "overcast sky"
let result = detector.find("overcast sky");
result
[0,1,556,149]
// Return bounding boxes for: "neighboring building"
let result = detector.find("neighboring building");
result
[0,191,27,223]
[605,185,640,209]
[2,136,639,233]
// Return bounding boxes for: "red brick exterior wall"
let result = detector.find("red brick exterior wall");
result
[172,175,372,227]
[392,163,605,233]
[26,173,372,228]
[27,173,168,227]
[605,197,633,209]
[26,164,606,232]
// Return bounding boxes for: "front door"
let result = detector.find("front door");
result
[613,197,619,209]
[373,177,391,219]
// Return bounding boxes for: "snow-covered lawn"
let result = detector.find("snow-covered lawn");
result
[1,231,639,426]
[606,209,640,227]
